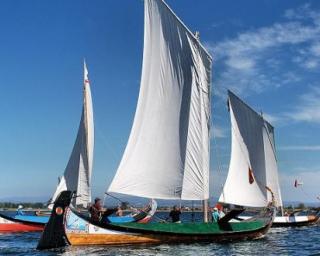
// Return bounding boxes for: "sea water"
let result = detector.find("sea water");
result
[1,212,320,256]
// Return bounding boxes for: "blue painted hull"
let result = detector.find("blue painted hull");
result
[13,215,49,224]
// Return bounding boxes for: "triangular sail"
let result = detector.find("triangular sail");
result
[219,91,275,207]
[50,61,94,208]
[108,0,212,200]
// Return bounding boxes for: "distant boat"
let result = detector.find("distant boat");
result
[223,93,319,227]
[0,61,94,232]
[272,179,319,227]
[37,0,275,249]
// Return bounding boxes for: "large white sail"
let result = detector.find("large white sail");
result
[50,61,94,208]
[219,91,270,207]
[108,0,212,200]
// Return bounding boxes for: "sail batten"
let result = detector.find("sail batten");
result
[50,62,94,208]
[108,0,212,200]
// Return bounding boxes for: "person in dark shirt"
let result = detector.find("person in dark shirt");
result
[168,205,181,223]
[89,197,104,222]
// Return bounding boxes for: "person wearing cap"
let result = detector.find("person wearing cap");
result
[89,197,104,222]
[16,205,24,216]
[212,207,220,222]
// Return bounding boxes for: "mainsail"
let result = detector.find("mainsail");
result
[219,91,282,207]
[50,61,94,208]
[108,0,212,200]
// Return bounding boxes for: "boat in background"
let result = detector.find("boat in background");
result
[0,213,46,232]
[223,92,319,227]
[0,61,94,232]
[272,179,319,227]
[37,0,275,250]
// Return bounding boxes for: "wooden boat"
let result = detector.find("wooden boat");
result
[37,191,275,249]
[37,0,276,250]
[272,214,319,227]
[0,213,45,232]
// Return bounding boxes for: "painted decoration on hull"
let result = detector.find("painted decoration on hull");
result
[65,208,128,235]
[65,209,89,234]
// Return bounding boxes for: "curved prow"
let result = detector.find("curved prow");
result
[37,190,73,250]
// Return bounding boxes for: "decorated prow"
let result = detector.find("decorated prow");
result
[37,191,73,250]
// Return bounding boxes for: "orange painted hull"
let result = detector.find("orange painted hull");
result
[67,233,161,245]
[0,223,44,232]
[66,227,270,246]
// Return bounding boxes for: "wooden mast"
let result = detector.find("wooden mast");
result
[203,200,208,223]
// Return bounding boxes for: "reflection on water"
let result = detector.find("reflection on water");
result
[1,213,319,256]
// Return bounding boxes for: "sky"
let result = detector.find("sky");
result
[0,0,319,204]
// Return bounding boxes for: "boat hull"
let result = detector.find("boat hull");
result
[64,207,273,245]
[37,191,275,249]
[272,215,319,227]
[0,214,44,232]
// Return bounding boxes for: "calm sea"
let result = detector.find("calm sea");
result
[1,212,320,256]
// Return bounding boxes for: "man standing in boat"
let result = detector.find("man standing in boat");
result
[89,198,104,222]
[167,205,181,223]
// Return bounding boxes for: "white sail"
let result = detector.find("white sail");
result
[50,61,94,208]
[219,91,269,207]
[108,0,212,200]
[263,122,283,207]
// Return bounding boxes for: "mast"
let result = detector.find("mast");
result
[203,200,208,223]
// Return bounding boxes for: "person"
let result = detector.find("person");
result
[16,205,24,216]
[212,207,220,222]
[167,205,181,223]
[89,197,104,222]
[218,207,225,219]
[116,205,123,217]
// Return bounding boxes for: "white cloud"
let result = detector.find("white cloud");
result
[225,56,255,71]
[206,4,320,97]
[310,42,320,56]
[278,145,320,151]
[263,113,280,125]
[211,125,227,139]
[286,86,320,123]
[304,59,318,69]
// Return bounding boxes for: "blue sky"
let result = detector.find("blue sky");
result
[0,0,319,203]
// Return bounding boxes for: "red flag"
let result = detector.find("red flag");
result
[248,167,254,184]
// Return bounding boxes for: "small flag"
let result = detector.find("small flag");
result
[294,179,303,188]
[249,167,254,184]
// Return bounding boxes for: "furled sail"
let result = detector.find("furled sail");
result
[219,91,281,208]
[50,61,94,208]
[108,0,212,200]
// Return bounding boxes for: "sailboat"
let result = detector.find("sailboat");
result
[224,92,319,227]
[0,61,94,232]
[272,183,319,227]
[37,0,275,249]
